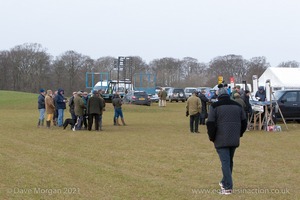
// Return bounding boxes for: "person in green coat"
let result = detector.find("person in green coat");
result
[73,91,86,131]
[186,91,201,133]
[158,88,167,107]
[87,90,104,131]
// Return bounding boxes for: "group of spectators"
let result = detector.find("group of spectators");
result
[185,82,268,194]
[37,89,126,131]
[37,89,66,128]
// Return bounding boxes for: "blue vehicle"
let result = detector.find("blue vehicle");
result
[196,87,215,99]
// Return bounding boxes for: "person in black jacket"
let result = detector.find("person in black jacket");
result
[241,90,252,127]
[37,89,46,127]
[56,88,67,127]
[198,89,209,125]
[206,88,247,195]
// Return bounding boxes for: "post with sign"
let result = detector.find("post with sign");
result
[218,76,223,85]
[230,76,235,93]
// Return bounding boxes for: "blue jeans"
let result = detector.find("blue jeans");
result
[98,114,103,128]
[38,109,45,120]
[114,108,124,118]
[216,147,236,190]
[58,109,64,127]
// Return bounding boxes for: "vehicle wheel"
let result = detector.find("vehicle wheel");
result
[182,100,185,102]
[296,120,300,123]
[176,100,178,102]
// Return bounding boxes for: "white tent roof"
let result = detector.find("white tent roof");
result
[258,67,300,88]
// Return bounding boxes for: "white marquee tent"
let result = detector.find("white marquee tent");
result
[258,67,300,90]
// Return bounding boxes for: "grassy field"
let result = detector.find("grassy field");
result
[0,90,299,200]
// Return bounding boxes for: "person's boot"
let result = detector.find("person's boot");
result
[46,121,51,129]
[121,118,126,126]
[41,119,44,126]
[113,117,116,125]
[115,118,120,126]
[99,121,103,131]
[53,119,57,126]
[37,120,41,128]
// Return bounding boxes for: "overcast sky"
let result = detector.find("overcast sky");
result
[1,0,299,66]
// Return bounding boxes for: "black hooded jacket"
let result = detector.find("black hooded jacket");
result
[206,94,247,148]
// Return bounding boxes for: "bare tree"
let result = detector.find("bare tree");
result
[245,57,270,84]
[0,51,12,90]
[207,54,246,86]
[149,57,182,87]
[181,57,208,87]
[53,51,90,94]
[7,43,51,92]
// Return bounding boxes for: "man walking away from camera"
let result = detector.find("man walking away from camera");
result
[186,91,201,133]
[206,88,247,195]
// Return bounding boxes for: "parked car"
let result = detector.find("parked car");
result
[149,92,159,103]
[196,87,215,99]
[167,88,186,102]
[273,89,300,122]
[184,87,197,99]
[162,87,172,93]
[124,91,151,106]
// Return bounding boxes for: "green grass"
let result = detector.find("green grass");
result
[0,90,299,200]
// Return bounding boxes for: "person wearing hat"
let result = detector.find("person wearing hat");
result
[45,90,55,129]
[230,85,241,100]
[87,90,104,131]
[37,88,46,127]
[255,86,266,101]
[82,91,89,130]
[198,89,209,125]
[233,93,246,110]
[186,91,201,133]
[112,92,126,126]
[56,88,67,127]
[206,87,247,195]
[73,91,86,131]
[97,90,106,131]
[68,91,77,122]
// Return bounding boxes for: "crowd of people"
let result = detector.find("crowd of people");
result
[37,89,126,131]
[185,83,251,194]
[37,84,266,195]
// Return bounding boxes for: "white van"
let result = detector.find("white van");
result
[184,87,197,99]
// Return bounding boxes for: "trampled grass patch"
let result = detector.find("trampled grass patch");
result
[0,90,299,199]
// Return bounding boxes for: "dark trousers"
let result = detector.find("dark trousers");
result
[88,114,99,131]
[216,147,236,190]
[71,112,76,121]
[98,114,103,128]
[75,115,83,130]
[189,112,200,132]
[199,112,207,125]
[83,114,88,128]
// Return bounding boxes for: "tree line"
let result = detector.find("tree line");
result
[0,43,299,96]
